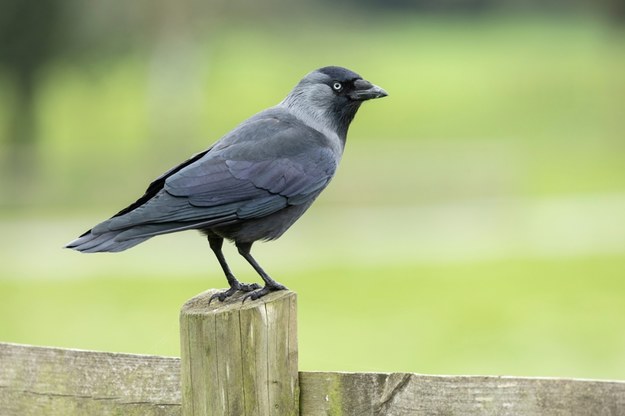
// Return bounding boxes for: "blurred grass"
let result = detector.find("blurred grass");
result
[1,15,624,380]
[1,254,624,379]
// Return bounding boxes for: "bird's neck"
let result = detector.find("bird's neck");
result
[279,96,360,150]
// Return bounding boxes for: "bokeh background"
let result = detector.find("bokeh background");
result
[1,0,624,379]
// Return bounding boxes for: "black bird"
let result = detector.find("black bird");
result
[66,66,387,301]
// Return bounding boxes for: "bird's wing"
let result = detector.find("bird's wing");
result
[93,114,338,238]
[109,148,211,219]
[166,114,339,212]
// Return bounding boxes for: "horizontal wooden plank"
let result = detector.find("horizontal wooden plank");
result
[300,371,625,416]
[0,342,181,416]
[2,342,625,415]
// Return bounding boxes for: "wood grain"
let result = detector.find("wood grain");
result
[0,341,180,416]
[179,289,298,416]
[3,343,625,415]
[300,371,625,415]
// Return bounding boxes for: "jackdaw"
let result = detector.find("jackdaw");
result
[66,66,387,301]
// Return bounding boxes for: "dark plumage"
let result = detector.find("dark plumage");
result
[66,66,387,300]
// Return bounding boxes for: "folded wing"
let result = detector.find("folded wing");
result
[68,111,339,252]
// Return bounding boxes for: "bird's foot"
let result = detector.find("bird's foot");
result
[239,282,262,292]
[209,282,261,304]
[242,283,287,303]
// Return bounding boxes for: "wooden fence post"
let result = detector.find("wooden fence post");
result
[180,289,298,416]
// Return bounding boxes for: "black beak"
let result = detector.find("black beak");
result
[349,79,388,101]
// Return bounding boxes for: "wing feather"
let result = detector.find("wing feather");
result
[89,109,340,239]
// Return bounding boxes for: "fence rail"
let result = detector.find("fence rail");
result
[1,289,624,415]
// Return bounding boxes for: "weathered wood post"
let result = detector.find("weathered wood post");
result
[180,289,298,416]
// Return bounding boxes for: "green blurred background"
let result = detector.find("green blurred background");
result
[1,0,624,379]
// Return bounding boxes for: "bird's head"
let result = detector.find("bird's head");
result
[281,66,387,140]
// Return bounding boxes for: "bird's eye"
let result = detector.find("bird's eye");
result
[332,82,343,92]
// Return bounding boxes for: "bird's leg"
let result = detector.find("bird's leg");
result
[236,241,287,301]
[208,237,260,303]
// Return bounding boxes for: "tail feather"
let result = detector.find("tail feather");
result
[65,230,149,253]
[65,215,239,253]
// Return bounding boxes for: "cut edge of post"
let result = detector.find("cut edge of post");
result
[180,289,296,315]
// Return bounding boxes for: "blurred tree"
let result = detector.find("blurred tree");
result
[0,0,67,206]
[606,0,625,23]
[322,0,619,15]
[0,0,64,147]
[323,0,495,13]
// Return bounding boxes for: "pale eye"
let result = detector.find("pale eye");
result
[332,82,343,92]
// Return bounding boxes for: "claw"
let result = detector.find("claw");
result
[208,282,262,304]
[242,283,287,303]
